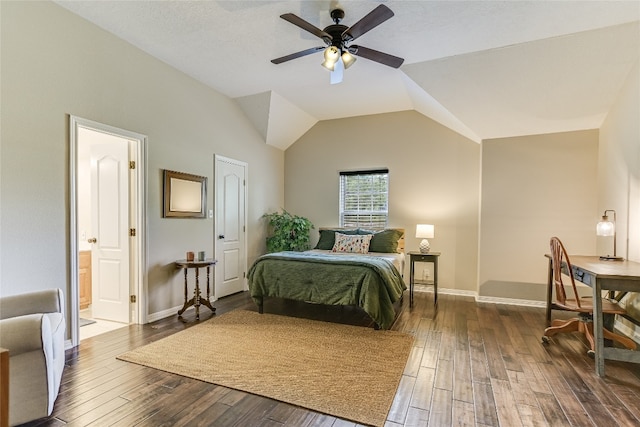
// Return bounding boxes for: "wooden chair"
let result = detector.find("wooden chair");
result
[542,237,637,354]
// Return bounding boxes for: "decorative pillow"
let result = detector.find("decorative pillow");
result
[369,229,404,253]
[332,233,373,254]
[314,229,358,250]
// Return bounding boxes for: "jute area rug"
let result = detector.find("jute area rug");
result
[117,310,413,426]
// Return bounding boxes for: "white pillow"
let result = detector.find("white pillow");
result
[331,233,373,254]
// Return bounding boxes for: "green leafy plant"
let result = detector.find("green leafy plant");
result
[263,210,314,253]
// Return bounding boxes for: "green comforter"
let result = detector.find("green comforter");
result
[247,251,406,329]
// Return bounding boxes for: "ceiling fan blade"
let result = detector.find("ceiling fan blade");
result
[280,13,332,43]
[349,45,404,68]
[342,5,394,42]
[271,46,324,64]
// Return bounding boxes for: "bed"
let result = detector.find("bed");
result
[247,228,406,329]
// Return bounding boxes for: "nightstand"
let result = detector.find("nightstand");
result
[408,251,441,307]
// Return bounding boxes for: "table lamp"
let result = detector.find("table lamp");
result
[416,224,434,253]
[596,209,623,261]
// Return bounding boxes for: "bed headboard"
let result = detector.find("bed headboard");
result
[319,227,405,253]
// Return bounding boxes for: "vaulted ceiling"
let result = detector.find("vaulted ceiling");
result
[55,1,640,149]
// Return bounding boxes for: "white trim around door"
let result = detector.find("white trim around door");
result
[69,115,148,348]
[214,155,249,298]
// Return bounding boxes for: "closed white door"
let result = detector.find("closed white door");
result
[215,156,247,298]
[90,141,130,322]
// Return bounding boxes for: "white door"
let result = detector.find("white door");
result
[215,156,247,298]
[90,141,130,322]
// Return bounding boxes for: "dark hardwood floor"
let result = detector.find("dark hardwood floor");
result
[21,291,640,426]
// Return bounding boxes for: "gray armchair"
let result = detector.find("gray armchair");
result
[0,289,66,426]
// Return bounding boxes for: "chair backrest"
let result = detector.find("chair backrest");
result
[550,237,581,308]
[0,288,64,320]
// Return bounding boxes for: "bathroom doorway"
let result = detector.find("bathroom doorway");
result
[69,116,147,346]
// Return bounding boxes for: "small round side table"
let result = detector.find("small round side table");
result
[175,259,217,320]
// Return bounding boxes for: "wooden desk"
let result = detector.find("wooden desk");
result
[545,255,640,376]
[175,259,217,320]
[408,251,440,307]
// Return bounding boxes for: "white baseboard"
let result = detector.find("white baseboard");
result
[413,285,546,308]
[413,285,476,297]
[439,288,477,297]
[147,305,183,323]
[476,295,547,308]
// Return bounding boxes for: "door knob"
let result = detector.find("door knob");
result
[218,235,225,239]
[87,237,97,243]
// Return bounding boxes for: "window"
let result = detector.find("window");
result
[339,169,389,229]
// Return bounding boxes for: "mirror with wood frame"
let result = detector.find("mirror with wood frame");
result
[163,169,207,218]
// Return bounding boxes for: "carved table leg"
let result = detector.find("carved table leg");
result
[199,265,216,313]
[178,267,193,316]
[194,267,201,320]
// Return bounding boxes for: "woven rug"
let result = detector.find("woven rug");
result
[117,310,413,426]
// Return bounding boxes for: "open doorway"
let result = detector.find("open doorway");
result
[69,116,147,347]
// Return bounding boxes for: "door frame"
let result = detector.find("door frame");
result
[69,115,148,347]
[214,155,249,295]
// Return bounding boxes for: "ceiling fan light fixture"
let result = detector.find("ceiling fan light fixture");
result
[341,51,356,69]
[321,46,340,71]
[324,46,340,61]
[321,59,336,71]
[272,5,404,80]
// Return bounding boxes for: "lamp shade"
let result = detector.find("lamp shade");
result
[321,46,340,70]
[341,51,356,69]
[596,209,622,260]
[596,218,615,236]
[416,224,434,239]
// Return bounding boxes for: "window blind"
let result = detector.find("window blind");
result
[339,169,389,229]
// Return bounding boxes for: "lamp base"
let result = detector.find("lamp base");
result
[419,239,430,253]
[599,255,624,261]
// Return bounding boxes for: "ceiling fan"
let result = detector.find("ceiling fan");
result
[271,4,404,84]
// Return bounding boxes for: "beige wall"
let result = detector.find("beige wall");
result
[479,130,599,300]
[0,2,284,321]
[599,59,640,326]
[284,110,481,291]
[598,60,640,263]
[284,112,607,300]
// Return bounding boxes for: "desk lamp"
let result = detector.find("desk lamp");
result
[416,224,434,253]
[596,209,623,261]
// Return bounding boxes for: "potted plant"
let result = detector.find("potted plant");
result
[263,209,314,252]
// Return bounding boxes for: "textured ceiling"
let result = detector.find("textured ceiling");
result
[54,1,640,149]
